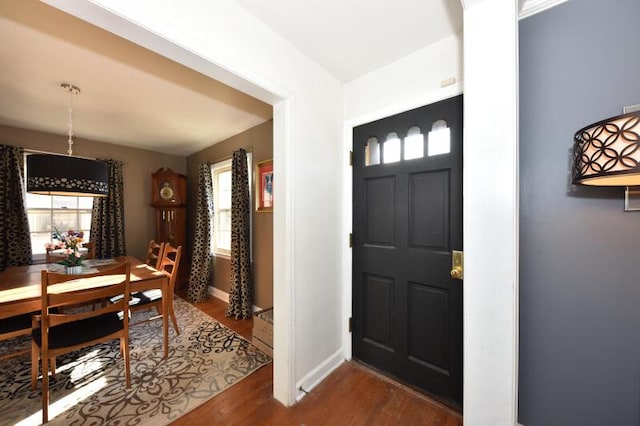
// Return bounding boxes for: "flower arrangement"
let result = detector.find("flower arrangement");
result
[45,228,86,267]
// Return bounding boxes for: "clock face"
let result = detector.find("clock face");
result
[159,183,174,200]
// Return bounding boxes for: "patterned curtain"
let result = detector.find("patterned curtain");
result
[187,162,214,302]
[90,159,126,258]
[0,145,32,271]
[226,149,253,319]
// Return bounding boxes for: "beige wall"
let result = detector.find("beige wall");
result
[187,120,273,309]
[0,125,186,260]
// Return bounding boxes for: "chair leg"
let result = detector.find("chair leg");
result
[169,298,180,336]
[31,343,39,390]
[50,357,57,376]
[121,337,131,388]
[170,310,180,336]
[42,356,49,424]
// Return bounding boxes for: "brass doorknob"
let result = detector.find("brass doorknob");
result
[450,267,462,279]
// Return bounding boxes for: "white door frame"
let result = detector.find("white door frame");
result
[41,0,299,406]
[43,0,521,420]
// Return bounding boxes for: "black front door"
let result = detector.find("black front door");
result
[352,95,463,408]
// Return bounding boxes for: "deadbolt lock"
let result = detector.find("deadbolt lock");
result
[450,250,463,280]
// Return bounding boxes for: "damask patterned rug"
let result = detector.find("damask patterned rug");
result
[0,297,271,425]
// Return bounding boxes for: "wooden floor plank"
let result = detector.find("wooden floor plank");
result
[172,293,462,426]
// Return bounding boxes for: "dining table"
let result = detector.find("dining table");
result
[0,256,171,358]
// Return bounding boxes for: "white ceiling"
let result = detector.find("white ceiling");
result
[0,0,466,156]
[233,0,464,82]
[0,1,272,156]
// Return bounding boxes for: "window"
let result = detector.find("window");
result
[383,132,401,164]
[404,126,424,160]
[428,120,451,157]
[364,137,380,166]
[24,153,94,261]
[211,153,252,257]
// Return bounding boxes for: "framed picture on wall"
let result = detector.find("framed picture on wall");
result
[256,159,273,212]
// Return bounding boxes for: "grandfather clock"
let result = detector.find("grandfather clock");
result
[151,168,187,289]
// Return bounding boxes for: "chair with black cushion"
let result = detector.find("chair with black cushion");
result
[0,311,34,360]
[31,261,132,424]
[117,244,181,358]
[145,240,165,270]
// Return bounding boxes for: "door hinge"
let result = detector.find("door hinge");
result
[349,150,354,166]
[349,233,353,248]
[349,317,353,332]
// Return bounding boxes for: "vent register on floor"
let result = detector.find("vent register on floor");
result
[253,308,273,356]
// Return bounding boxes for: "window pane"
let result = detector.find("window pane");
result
[428,120,451,156]
[52,196,77,209]
[78,196,94,209]
[218,170,232,210]
[28,211,52,233]
[216,230,230,251]
[26,193,51,208]
[404,129,424,160]
[31,233,52,255]
[52,211,79,232]
[383,133,401,164]
[365,137,380,166]
[79,212,92,230]
[216,210,231,251]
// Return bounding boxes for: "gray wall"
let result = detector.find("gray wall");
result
[519,0,640,425]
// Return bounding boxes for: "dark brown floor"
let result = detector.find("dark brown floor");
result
[172,292,462,426]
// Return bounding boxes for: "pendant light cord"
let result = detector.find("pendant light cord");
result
[67,103,74,156]
[61,83,80,156]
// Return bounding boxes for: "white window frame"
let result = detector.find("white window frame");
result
[210,153,252,258]
[23,153,93,262]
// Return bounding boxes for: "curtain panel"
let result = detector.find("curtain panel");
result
[226,149,253,319]
[187,162,214,302]
[0,144,32,271]
[90,159,126,258]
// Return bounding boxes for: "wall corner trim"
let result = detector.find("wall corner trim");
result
[295,348,344,402]
[519,0,568,20]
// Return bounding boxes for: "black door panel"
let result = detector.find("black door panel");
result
[352,95,463,409]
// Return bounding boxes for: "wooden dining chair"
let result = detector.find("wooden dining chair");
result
[145,240,165,270]
[46,241,95,263]
[115,244,181,358]
[45,246,66,264]
[0,311,34,360]
[31,261,132,423]
[82,241,96,259]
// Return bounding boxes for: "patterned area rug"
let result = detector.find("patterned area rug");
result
[0,297,271,425]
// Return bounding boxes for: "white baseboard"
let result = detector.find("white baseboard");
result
[209,286,229,302]
[295,348,344,402]
[208,286,262,312]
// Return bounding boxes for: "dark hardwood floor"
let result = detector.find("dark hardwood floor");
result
[173,292,463,426]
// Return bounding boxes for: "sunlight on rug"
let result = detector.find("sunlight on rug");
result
[0,297,271,426]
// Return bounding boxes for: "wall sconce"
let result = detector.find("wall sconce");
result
[572,109,640,186]
[26,83,109,197]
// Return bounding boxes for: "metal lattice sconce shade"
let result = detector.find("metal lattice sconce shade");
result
[573,111,640,186]
[27,83,109,197]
